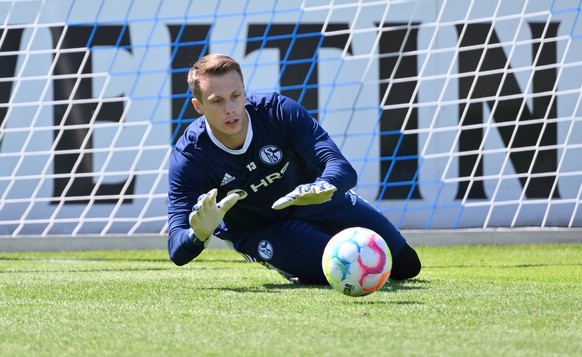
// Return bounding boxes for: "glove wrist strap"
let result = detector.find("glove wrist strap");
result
[188,228,209,245]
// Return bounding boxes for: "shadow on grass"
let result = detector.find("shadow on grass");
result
[385,278,429,291]
[349,300,424,306]
[258,279,428,306]
[208,283,331,294]
[259,277,430,292]
[426,263,582,269]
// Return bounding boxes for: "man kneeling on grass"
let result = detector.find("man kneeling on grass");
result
[167,53,421,284]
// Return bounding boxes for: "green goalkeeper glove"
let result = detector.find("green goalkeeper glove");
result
[189,188,240,243]
[271,180,337,210]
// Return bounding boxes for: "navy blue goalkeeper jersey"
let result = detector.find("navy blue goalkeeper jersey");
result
[167,92,357,263]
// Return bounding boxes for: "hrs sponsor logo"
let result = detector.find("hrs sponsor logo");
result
[227,162,290,199]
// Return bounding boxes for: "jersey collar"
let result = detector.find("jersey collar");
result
[205,110,253,155]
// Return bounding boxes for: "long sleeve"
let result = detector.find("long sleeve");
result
[167,143,208,266]
[167,228,205,266]
[276,94,357,194]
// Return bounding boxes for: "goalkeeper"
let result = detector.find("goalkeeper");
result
[167,54,421,284]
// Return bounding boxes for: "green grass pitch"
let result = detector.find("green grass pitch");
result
[1,244,581,356]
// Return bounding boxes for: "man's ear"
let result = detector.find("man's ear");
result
[191,98,203,115]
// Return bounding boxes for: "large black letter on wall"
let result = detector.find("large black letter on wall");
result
[245,23,352,119]
[0,28,25,150]
[167,24,211,145]
[456,22,560,199]
[377,23,422,200]
[50,25,134,203]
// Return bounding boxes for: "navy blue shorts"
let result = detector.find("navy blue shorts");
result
[223,191,407,283]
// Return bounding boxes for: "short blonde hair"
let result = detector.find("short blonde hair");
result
[187,54,244,101]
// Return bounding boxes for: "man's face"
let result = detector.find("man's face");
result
[191,70,247,149]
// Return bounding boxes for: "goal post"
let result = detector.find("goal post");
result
[1,0,581,248]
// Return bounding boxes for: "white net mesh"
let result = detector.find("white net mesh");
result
[1,0,581,237]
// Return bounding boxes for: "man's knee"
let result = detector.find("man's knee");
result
[390,243,421,280]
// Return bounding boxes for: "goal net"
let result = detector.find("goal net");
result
[1,0,581,237]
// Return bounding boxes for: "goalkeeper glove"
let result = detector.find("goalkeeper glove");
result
[189,188,240,243]
[271,180,337,210]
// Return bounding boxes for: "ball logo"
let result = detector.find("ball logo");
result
[343,284,355,295]
[259,145,282,165]
[257,240,274,260]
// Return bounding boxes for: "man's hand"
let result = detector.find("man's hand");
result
[189,189,240,242]
[272,180,337,210]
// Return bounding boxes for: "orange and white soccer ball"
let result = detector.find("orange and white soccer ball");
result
[322,227,392,297]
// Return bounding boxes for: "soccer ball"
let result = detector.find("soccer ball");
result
[322,227,392,297]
